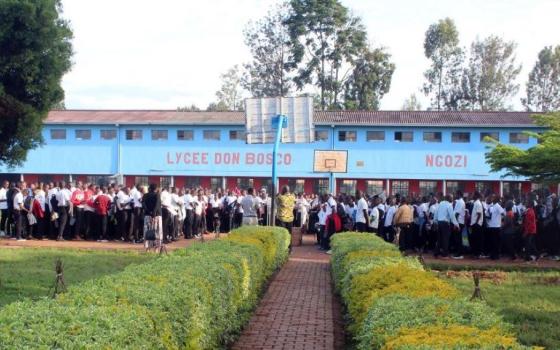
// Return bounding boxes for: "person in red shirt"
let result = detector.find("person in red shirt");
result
[523,200,538,261]
[322,209,342,253]
[94,186,111,242]
[82,184,95,240]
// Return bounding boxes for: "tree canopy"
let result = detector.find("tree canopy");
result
[0,0,73,167]
[522,45,560,112]
[485,112,560,183]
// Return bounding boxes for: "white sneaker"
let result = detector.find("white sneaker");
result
[451,255,464,260]
[326,250,332,255]
[0,231,5,237]
[16,238,27,242]
[550,256,560,261]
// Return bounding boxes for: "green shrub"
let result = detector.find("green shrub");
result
[330,232,528,350]
[357,295,508,350]
[0,226,290,349]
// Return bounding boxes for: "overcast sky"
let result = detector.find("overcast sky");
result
[60,0,560,111]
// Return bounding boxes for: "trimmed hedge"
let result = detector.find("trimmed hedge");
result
[330,233,533,350]
[0,226,290,349]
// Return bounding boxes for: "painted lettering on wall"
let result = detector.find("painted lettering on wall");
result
[425,154,467,168]
[166,152,292,166]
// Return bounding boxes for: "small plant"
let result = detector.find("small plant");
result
[50,258,66,298]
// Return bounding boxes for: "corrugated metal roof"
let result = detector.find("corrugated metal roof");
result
[45,110,539,127]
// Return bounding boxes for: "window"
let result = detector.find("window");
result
[100,129,117,140]
[177,130,194,141]
[313,179,330,195]
[75,129,91,140]
[86,175,110,187]
[229,130,246,141]
[38,175,53,184]
[339,180,357,195]
[151,130,168,140]
[531,183,545,192]
[288,179,305,194]
[394,131,413,142]
[480,132,500,142]
[366,180,384,196]
[237,178,254,190]
[210,177,221,190]
[509,132,529,144]
[445,181,464,196]
[475,181,492,196]
[423,131,442,143]
[203,130,221,141]
[186,177,200,188]
[419,181,438,196]
[338,130,357,142]
[261,178,273,194]
[126,130,142,140]
[503,182,521,198]
[315,130,329,141]
[366,131,385,142]
[160,176,172,189]
[50,129,66,140]
[391,180,409,197]
[134,176,149,188]
[452,132,470,143]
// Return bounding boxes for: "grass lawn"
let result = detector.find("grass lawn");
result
[0,248,153,308]
[440,269,560,349]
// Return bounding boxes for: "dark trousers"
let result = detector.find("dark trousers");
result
[470,224,483,256]
[356,222,367,233]
[73,207,84,238]
[487,227,501,260]
[317,224,325,245]
[435,221,451,257]
[35,216,47,239]
[184,210,193,238]
[450,224,464,256]
[6,208,14,235]
[398,224,413,251]
[117,209,129,240]
[132,207,142,240]
[193,214,201,236]
[172,214,179,239]
[13,210,23,239]
[98,214,108,240]
[58,206,69,239]
[384,225,395,243]
[524,235,538,259]
[1,208,8,232]
[83,210,94,240]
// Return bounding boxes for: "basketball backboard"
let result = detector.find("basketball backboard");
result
[313,150,348,173]
[245,96,314,144]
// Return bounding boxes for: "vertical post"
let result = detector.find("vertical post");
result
[499,181,504,197]
[270,115,286,227]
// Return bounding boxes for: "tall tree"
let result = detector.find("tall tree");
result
[422,18,464,111]
[343,47,395,110]
[242,3,293,97]
[402,93,422,111]
[485,112,560,183]
[215,65,244,111]
[176,104,201,112]
[0,0,73,167]
[522,45,560,112]
[284,0,367,110]
[463,36,522,111]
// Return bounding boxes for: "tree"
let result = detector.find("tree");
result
[422,18,465,111]
[205,101,229,112]
[343,47,395,110]
[215,65,245,110]
[463,36,522,111]
[0,0,72,167]
[485,112,560,183]
[402,94,422,111]
[522,45,560,112]
[284,0,367,110]
[176,104,201,112]
[242,3,293,97]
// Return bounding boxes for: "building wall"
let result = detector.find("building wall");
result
[0,123,539,183]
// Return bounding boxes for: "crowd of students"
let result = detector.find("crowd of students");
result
[297,189,560,261]
[0,180,270,245]
[1,179,559,262]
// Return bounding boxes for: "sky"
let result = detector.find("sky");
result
[60,0,560,111]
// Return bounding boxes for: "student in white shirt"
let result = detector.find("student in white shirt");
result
[55,182,72,241]
[368,197,380,234]
[0,180,9,235]
[486,194,505,260]
[383,197,397,242]
[183,189,194,238]
[316,203,328,246]
[451,190,466,258]
[469,192,485,257]
[12,186,25,240]
[355,191,369,232]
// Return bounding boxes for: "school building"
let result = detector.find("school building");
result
[0,109,555,197]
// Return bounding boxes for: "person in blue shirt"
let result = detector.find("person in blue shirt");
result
[434,194,459,258]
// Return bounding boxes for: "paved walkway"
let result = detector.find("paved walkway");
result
[232,234,344,350]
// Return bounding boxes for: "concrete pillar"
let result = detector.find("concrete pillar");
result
[385,179,390,195]
[443,180,447,196]
[499,181,504,197]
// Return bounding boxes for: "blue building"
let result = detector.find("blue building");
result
[0,110,554,197]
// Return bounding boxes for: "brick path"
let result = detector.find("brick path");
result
[232,234,344,350]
